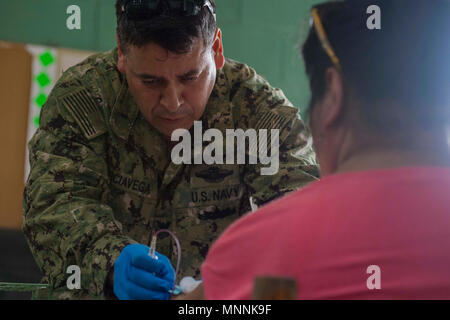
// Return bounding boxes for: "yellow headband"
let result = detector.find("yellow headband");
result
[311,8,342,72]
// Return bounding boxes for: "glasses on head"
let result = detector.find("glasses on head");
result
[121,0,216,20]
[310,8,342,72]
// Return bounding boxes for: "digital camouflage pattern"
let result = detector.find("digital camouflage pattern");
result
[22,48,318,299]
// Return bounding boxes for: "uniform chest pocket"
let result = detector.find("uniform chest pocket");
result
[111,173,153,197]
[108,171,158,240]
[190,184,242,206]
[172,165,246,219]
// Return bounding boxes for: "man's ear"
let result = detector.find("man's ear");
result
[212,28,225,70]
[116,34,126,74]
[320,67,344,130]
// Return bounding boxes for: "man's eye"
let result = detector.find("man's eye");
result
[182,77,198,82]
[143,80,158,86]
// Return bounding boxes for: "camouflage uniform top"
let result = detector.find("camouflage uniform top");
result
[22,48,318,299]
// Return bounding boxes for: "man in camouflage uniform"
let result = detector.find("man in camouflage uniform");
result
[22,0,317,299]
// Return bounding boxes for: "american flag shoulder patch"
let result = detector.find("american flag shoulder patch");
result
[60,88,107,140]
[254,111,290,131]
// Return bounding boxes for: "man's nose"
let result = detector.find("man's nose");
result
[160,83,184,113]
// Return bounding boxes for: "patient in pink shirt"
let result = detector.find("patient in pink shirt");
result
[178,0,450,300]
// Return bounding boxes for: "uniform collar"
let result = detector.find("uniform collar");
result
[199,66,230,131]
[109,62,140,142]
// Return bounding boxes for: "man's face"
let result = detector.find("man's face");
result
[117,30,224,138]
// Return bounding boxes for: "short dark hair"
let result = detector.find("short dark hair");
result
[115,0,217,54]
[302,0,450,131]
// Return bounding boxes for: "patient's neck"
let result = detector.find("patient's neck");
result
[335,129,450,174]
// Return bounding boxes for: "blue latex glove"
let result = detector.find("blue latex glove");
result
[113,244,175,300]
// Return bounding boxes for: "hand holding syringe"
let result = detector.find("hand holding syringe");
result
[112,230,200,299]
[113,242,175,300]
[149,229,202,296]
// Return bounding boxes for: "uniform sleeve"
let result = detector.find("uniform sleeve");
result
[228,64,319,208]
[22,82,137,299]
[245,115,319,208]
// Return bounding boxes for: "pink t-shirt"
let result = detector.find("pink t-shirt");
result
[201,167,450,299]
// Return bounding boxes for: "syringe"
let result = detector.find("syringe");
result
[149,234,158,259]
[148,229,182,295]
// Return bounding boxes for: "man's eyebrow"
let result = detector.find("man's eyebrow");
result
[135,72,162,80]
[128,67,161,80]
[131,69,200,79]
[179,69,200,78]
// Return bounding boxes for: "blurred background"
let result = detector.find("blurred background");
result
[0,0,324,299]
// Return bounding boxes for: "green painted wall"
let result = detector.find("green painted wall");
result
[0,0,325,116]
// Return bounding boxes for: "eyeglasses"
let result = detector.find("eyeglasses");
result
[310,8,342,72]
[121,0,216,20]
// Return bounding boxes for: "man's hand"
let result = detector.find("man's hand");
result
[113,244,175,300]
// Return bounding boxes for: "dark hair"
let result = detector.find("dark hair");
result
[115,0,217,54]
[302,0,450,131]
